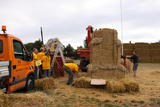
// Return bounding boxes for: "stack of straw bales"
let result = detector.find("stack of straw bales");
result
[90,28,121,65]
[35,78,56,90]
[88,28,126,79]
[74,77,92,88]
[135,42,151,63]
[150,43,160,63]
[123,43,135,56]
[123,42,160,63]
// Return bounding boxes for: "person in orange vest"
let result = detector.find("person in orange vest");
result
[41,51,51,77]
[63,63,79,85]
[37,47,45,78]
[32,48,39,79]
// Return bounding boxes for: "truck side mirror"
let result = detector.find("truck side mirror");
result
[23,53,33,61]
[27,53,33,61]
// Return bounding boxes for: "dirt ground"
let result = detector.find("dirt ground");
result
[1,63,160,107]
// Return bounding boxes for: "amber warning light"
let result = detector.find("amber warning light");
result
[2,25,7,33]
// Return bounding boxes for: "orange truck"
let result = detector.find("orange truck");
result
[0,26,35,93]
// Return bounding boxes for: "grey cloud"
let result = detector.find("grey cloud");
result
[0,0,160,48]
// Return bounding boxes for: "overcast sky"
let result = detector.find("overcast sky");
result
[0,0,160,48]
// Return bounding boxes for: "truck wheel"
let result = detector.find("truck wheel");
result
[25,75,35,91]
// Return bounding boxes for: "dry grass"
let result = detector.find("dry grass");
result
[0,92,54,107]
[35,77,56,90]
[0,63,160,107]
[106,80,126,93]
[74,77,92,88]
[151,70,160,75]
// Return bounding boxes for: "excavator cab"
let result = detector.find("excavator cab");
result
[77,25,93,72]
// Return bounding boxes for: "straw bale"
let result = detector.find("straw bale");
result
[91,38,103,46]
[106,79,139,93]
[140,58,152,63]
[74,77,92,88]
[120,78,139,92]
[88,64,126,79]
[106,80,126,93]
[0,92,54,107]
[90,70,125,79]
[150,49,160,54]
[35,78,56,90]
[123,49,134,56]
[116,39,122,47]
[150,43,160,48]
[135,42,150,48]
[88,64,126,72]
[93,28,117,41]
[89,28,126,78]
[123,42,160,63]
[90,28,121,65]
[123,43,135,49]
[92,28,118,46]
[151,58,160,63]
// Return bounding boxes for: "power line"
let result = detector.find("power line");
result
[120,0,124,55]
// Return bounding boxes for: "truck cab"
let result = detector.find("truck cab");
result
[0,26,35,93]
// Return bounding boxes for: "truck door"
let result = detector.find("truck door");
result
[11,40,32,90]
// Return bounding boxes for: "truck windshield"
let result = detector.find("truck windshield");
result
[0,40,3,53]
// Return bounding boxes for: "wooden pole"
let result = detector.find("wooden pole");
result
[40,27,44,45]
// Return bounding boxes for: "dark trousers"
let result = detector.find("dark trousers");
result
[63,66,73,85]
[39,65,43,78]
[34,66,38,79]
[43,69,50,77]
[133,63,138,71]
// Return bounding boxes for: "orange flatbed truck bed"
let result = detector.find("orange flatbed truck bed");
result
[0,26,35,93]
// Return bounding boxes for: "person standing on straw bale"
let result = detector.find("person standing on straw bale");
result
[131,51,139,77]
[32,48,39,79]
[41,51,51,77]
[37,47,45,78]
[63,63,79,85]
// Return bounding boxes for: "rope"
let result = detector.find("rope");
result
[120,0,124,55]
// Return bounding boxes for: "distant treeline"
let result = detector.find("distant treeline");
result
[24,40,79,59]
